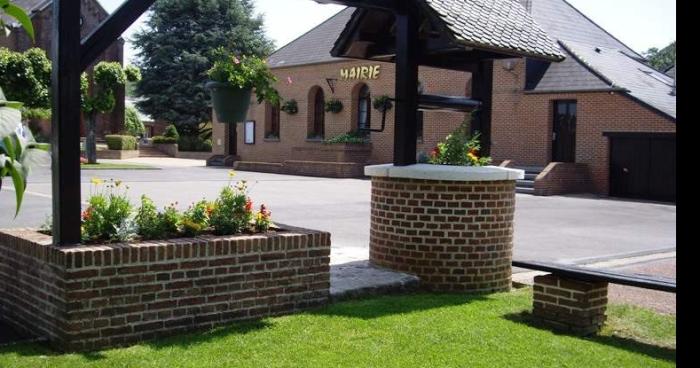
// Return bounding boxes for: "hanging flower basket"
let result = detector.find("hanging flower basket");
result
[206,81,252,124]
[206,47,280,124]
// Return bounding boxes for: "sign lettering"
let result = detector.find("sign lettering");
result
[339,65,381,80]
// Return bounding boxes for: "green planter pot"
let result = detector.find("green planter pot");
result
[206,81,252,124]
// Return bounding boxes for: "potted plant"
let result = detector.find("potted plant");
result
[324,98,343,114]
[206,47,280,124]
[281,99,298,114]
[373,95,393,113]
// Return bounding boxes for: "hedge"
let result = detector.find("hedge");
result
[153,136,178,144]
[105,135,138,151]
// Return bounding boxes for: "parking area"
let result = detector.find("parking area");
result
[0,158,676,266]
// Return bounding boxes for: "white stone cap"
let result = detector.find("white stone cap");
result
[364,164,525,181]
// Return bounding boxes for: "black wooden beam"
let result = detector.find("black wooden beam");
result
[51,0,82,245]
[80,0,156,70]
[393,8,420,166]
[470,60,494,156]
[313,0,399,11]
[513,260,677,293]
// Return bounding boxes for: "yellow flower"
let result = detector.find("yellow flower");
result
[90,177,104,185]
[467,152,478,162]
[228,170,237,178]
[115,180,123,187]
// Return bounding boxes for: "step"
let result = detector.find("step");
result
[524,173,539,181]
[516,180,534,189]
[514,165,546,174]
[330,261,420,302]
[516,187,536,195]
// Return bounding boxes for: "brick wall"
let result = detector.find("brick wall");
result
[216,60,471,165]
[533,274,608,335]
[491,58,676,194]
[534,162,592,196]
[369,177,516,292]
[0,227,330,351]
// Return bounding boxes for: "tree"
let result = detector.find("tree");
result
[82,63,141,164]
[0,48,51,109]
[643,41,675,72]
[124,106,146,137]
[132,0,274,137]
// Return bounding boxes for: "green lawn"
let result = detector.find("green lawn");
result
[80,163,159,170]
[0,289,675,368]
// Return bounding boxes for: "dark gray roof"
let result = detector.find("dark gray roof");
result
[267,7,353,68]
[560,40,676,119]
[665,65,676,79]
[527,46,612,92]
[422,0,564,61]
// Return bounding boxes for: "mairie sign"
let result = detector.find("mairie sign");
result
[340,65,381,80]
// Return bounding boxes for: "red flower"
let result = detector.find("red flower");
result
[431,146,440,157]
[82,207,93,221]
[245,199,253,212]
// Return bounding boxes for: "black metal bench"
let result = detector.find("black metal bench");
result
[513,260,676,293]
[512,260,676,335]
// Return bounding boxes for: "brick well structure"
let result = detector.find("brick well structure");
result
[0,227,330,351]
[366,164,523,292]
[533,274,609,335]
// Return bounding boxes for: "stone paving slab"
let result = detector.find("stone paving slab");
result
[330,261,420,302]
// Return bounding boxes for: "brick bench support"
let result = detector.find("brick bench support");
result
[533,274,609,335]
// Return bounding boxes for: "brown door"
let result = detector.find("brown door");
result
[552,101,577,162]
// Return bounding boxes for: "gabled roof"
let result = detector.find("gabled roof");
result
[419,0,565,61]
[267,8,353,68]
[665,65,676,79]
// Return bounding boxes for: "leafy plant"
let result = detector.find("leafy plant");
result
[124,106,145,137]
[324,130,369,145]
[373,95,393,112]
[82,62,142,164]
[428,115,491,167]
[158,203,182,238]
[1,88,49,215]
[105,135,138,150]
[324,99,343,113]
[82,179,135,243]
[135,195,161,240]
[210,180,253,235]
[164,124,179,140]
[182,200,212,237]
[207,47,280,105]
[0,0,34,41]
[178,135,212,152]
[254,204,272,232]
[281,99,298,114]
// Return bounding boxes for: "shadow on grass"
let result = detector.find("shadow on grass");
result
[503,311,676,363]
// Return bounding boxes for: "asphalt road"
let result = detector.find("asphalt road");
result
[0,158,676,265]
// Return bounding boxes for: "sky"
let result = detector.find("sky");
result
[98,0,675,65]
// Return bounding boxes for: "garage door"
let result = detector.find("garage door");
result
[609,133,676,202]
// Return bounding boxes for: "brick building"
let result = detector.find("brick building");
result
[0,0,126,137]
[212,0,676,202]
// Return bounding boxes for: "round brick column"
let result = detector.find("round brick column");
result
[365,164,524,292]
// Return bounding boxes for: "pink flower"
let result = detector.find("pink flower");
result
[233,56,240,64]
[287,76,293,85]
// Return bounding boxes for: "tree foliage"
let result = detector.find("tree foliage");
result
[132,0,274,136]
[643,41,675,72]
[124,106,145,137]
[0,48,51,109]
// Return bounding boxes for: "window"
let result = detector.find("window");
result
[357,84,371,132]
[244,121,255,144]
[265,101,280,140]
[308,86,325,139]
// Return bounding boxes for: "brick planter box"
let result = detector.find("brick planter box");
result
[365,164,524,292]
[97,149,140,160]
[154,143,178,157]
[0,226,330,351]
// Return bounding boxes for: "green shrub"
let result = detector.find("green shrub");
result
[428,115,492,167]
[164,124,179,140]
[178,135,213,152]
[157,204,182,238]
[21,107,51,120]
[152,136,178,144]
[182,200,211,237]
[105,135,138,150]
[324,130,369,145]
[210,181,253,235]
[124,106,145,137]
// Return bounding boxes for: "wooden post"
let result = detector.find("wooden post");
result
[471,60,494,156]
[51,0,83,245]
[393,8,419,166]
